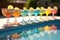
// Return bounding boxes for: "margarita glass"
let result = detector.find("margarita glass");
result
[51,6,58,19]
[28,7,34,24]
[45,7,51,21]
[1,5,13,27]
[21,7,28,25]
[12,7,20,26]
[34,7,40,23]
[40,7,45,21]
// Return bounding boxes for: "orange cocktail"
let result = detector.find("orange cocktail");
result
[12,7,20,25]
[13,10,20,17]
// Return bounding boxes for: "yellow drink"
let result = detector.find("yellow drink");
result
[45,9,51,16]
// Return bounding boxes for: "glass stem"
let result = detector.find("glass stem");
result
[52,13,56,19]
[35,14,37,20]
[40,14,42,19]
[46,14,48,19]
[7,18,9,23]
[23,16,24,21]
[29,15,31,20]
[15,17,17,22]
[52,13,54,18]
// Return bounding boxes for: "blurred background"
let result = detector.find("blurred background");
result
[0,0,60,17]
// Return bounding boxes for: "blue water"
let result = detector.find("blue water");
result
[17,30,60,40]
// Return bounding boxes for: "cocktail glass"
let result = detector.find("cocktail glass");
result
[45,8,51,21]
[21,7,28,25]
[12,7,20,26]
[1,8,12,28]
[51,6,58,19]
[27,7,34,24]
[40,7,45,21]
[34,7,40,23]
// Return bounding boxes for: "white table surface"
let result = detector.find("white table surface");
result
[0,16,60,29]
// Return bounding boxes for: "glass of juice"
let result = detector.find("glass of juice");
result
[12,7,20,26]
[45,7,51,20]
[1,8,12,28]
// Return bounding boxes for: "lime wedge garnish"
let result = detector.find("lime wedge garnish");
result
[7,5,13,9]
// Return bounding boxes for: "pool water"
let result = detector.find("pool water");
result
[15,29,60,40]
[0,19,60,40]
